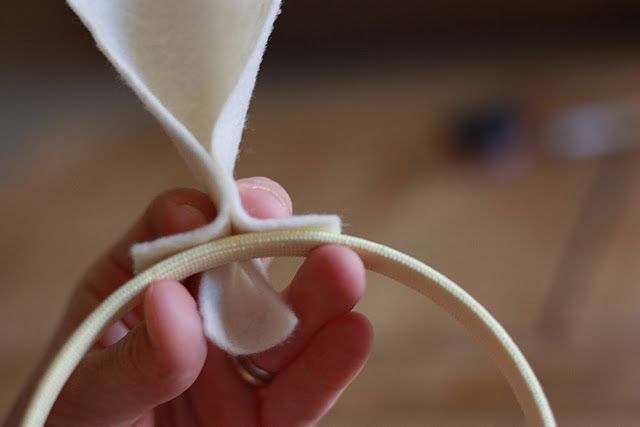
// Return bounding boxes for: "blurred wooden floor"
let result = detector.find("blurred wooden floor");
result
[2,49,640,425]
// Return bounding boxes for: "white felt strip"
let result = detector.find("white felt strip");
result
[199,260,298,354]
[67,0,341,354]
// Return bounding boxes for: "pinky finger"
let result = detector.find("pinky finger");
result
[261,312,373,426]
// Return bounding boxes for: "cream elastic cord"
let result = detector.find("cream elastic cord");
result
[20,230,556,427]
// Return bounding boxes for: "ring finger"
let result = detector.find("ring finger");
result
[249,244,367,373]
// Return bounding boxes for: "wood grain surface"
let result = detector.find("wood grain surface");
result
[1,50,640,425]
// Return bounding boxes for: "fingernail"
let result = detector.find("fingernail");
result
[98,322,129,348]
[238,177,293,219]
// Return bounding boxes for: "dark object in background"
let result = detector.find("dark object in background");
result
[450,104,522,160]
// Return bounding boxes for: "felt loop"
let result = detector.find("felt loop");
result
[199,261,298,355]
[67,0,341,353]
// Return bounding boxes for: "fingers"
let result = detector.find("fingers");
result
[252,245,367,372]
[182,178,295,425]
[188,345,260,426]
[69,177,291,336]
[68,188,215,330]
[9,178,295,426]
[262,312,373,426]
[49,280,207,426]
[237,177,292,219]
[82,177,290,306]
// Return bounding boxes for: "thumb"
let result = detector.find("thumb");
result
[48,280,207,426]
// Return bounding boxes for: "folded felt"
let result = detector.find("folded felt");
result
[67,0,341,354]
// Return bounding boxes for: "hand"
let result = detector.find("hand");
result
[7,177,372,426]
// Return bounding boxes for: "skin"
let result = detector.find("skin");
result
[6,177,373,427]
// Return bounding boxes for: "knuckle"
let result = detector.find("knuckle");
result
[147,188,216,235]
[149,188,208,214]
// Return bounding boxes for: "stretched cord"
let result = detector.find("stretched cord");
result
[20,230,555,427]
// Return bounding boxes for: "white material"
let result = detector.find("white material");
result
[199,261,298,355]
[67,0,340,354]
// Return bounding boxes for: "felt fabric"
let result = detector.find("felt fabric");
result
[67,0,341,354]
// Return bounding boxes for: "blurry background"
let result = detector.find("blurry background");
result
[2,1,640,425]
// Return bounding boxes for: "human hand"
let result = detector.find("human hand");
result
[7,177,372,426]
